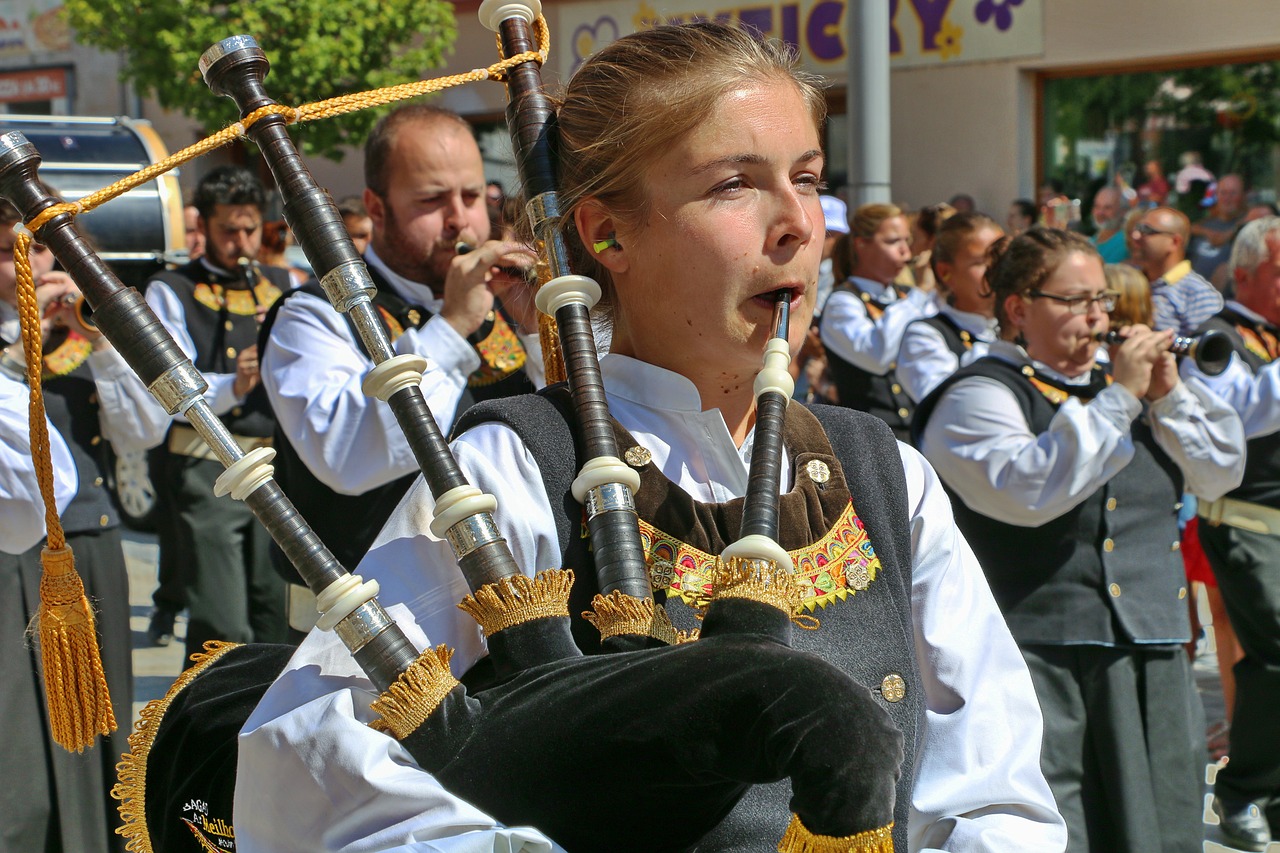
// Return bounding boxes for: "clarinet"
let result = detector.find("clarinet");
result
[0,131,419,692]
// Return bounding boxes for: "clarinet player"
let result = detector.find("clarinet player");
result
[237,23,1064,853]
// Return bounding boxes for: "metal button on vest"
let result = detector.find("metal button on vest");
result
[93,476,103,487]
[891,383,902,394]
[1178,587,1188,600]
[1171,540,1180,551]
[99,514,109,527]
[897,407,910,418]
[90,435,101,446]
[1103,538,1115,552]
[224,320,234,331]
[806,459,831,484]
[1109,583,1121,597]
[1106,498,1117,511]
[879,673,906,703]
[231,407,243,417]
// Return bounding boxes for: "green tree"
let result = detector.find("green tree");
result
[63,0,458,160]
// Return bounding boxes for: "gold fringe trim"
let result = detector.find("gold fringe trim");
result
[777,814,895,853]
[112,641,244,853]
[35,545,117,752]
[583,591,693,645]
[369,645,459,740]
[712,556,804,619]
[456,569,574,637]
[538,311,566,385]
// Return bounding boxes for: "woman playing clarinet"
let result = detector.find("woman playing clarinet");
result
[914,228,1244,853]
[237,23,1064,852]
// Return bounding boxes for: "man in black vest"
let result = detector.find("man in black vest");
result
[1185,215,1280,851]
[145,166,293,659]
[259,105,538,632]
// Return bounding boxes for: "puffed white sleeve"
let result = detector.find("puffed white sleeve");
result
[820,288,933,373]
[900,443,1067,853]
[1181,350,1280,440]
[1146,378,1243,501]
[897,320,959,403]
[87,345,171,452]
[235,422,569,853]
[1,374,77,554]
[918,376,1142,526]
[262,292,478,495]
[144,280,241,417]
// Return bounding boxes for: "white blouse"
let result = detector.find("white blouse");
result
[1,372,76,553]
[897,305,1000,403]
[819,277,937,374]
[235,354,1066,853]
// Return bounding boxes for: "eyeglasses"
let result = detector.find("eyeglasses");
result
[1027,289,1119,314]
[1132,222,1174,237]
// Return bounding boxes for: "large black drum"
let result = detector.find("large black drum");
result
[0,114,184,288]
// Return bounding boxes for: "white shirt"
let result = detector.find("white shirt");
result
[236,354,1065,853]
[261,246,484,495]
[83,344,173,453]
[918,341,1243,527]
[0,301,17,350]
[0,372,76,553]
[145,258,259,420]
[819,278,937,374]
[1180,300,1280,441]
[898,306,1000,403]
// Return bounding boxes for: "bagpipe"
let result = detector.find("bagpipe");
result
[0,3,903,851]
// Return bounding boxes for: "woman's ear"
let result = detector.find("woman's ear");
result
[575,201,628,275]
[1003,292,1027,331]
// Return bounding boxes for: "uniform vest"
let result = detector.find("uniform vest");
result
[456,391,924,852]
[913,357,1189,646]
[917,312,971,360]
[149,259,290,439]
[39,329,118,534]
[1197,308,1280,508]
[823,283,914,441]
[257,263,534,571]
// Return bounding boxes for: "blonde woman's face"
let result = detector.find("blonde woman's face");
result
[608,80,824,382]
[853,216,911,284]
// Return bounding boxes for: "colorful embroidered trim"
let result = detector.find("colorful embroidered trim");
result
[192,280,283,316]
[41,331,92,379]
[641,500,880,612]
[376,304,407,342]
[1026,373,1111,406]
[469,310,527,387]
[1236,325,1277,363]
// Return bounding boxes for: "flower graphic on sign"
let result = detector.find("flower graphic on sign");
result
[937,17,963,60]
[974,0,1025,32]
[633,1,664,31]
[571,16,620,71]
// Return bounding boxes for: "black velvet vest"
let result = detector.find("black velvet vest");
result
[39,330,118,535]
[457,391,923,852]
[149,259,289,439]
[257,263,534,572]
[822,284,914,441]
[1197,309,1280,508]
[917,313,969,360]
[914,357,1189,646]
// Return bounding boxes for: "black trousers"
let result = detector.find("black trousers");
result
[1199,521,1280,813]
[162,453,287,659]
[1022,644,1202,853]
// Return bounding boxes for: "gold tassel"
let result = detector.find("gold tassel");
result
[456,569,574,637]
[369,645,460,740]
[113,641,242,853]
[538,311,566,384]
[712,557,804,619]
[35,546,117,752]
[777,814,895,853]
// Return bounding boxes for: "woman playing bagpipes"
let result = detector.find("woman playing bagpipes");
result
[234,23,1065,853]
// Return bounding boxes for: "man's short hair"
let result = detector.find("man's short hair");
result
[192,166,266,219]
[1011,199,1036,222]
[1230,216,1280,280]
[336,195,367,219]
[363,105,473,197]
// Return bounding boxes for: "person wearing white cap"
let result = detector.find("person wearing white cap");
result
[816,195,848,315]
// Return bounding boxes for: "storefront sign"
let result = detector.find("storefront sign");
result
[558,0,1042,79]
[0,1,71,57]
[0,65,66,102]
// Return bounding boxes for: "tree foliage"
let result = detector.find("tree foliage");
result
[64,0,458,161]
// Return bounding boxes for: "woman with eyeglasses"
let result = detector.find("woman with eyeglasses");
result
[913,227,1244,853]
